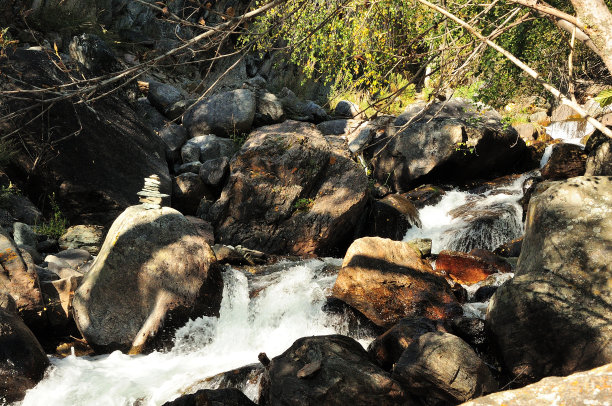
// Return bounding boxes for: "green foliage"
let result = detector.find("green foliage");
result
[230,132,248,149]
[0,182,20,210]
[35,193,68,240]
[595,89,612,108]
[454,80,484,100]
[454,141,476,155]
[0,28,18,57]
[294,197,314,212]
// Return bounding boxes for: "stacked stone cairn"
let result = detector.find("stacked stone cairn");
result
[137,175,168,209]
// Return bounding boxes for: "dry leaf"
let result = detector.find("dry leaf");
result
[226,6,235,17]
[198,17,206,26]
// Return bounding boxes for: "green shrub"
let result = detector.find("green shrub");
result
[35,193,68,240]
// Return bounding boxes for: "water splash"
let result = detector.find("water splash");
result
[22,259,374,406]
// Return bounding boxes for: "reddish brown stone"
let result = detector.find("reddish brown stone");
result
[436,251,500,285]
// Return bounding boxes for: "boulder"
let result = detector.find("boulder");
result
[332,237,461,328]
[512,123,538,142]
[147,81,184,117]
[172,173,214,215]
[266,335,412,405]
[46,248,91,271]
[402,184,446,208]
[0,290,17,313]
[277,88,328,123]
[487,176,612,384]
[183,89,256,138]
[493,237,522,257]
[316,119,361,136]
[199,156,230,187]
[180,134,236,164]
[585,130,612,176]
[4,195,42,225]
[361,194,421,240]
[540,143,587,180]
[393,332,497,404]
[460,363,612,406]
[368,317,442,370]
[136,97,168,131]
[436,250,506,285]
[175,162,203,175]
[0,49,171,225]
[162,388,256,406]
[211,121,368,256]
[370,99,531,191]
[68,33,118,74]
[72,205,223,353]
[335,100,360,118]
[0,308,49,403]
[40,276,80,332]
[254,90,284,126]
[58,225,105,255]
[158,124,188,163]
[13,222,38,248]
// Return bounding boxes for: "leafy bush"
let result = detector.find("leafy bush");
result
[35,193,68,240]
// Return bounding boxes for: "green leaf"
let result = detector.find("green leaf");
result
[595,89,612,108]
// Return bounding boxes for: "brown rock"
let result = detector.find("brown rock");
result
[402,184,446,208]
[493,237,523,257]
[512,123,537,142]
[540,143,587,180]
[436,250,506,285]
[362,194,421,240]
[172,173,215,215]
[332,237,461,328]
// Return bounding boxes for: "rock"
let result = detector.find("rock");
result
[175,161,203,175]
[540,143,587,180]
[13,222,38,248]
[183,89,256,138]
[185,216,215,246]
[266,335,411,405]
[277,88,328,123]
[487,176,612,384]
[147,81,184,117]
[166,99,195,122]
[550,104,578,122]
[370,99,531,192]
[136,97,168,131]
[512,123,538,142]
[46,248,91,271]
[4,195,42,225]
[18,245,42,265]
[348,122,375,154]
[158,124,188,162]
[493,237,522,257]
[254,90,284,126]
[316,119,362,136]
[460,362,612,406]
[36,239,59,253]
[473,285,498,302]
[68,34,117,73]
[181,134,236,164]
[469,248,512,273]
[0,50,171,225]
[361,194,421,240]
[402,184,446,208]
[448,317,488,351]
[172,173,214,215]
[0,290,17,314]
[436,250,505,285]
[72,205,223,353]
[0,308,49,403]
[211,121,368,256]
[58,225,105,255]
[40,276,80,332]
[0,230,45,331]
[585,129,612,176]
[199,156,230,187]
[162,388,256,406]
[332,237,462,328]
[393,332,497,404]
[529,111,549,126]
[335,100,360,118]
[368,317,442,370]
[187,363,265,404]
[405,238,432,257]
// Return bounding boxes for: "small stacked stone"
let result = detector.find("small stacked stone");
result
[137,175,168,210]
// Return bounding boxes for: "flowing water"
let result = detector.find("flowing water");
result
[21,259,375,406]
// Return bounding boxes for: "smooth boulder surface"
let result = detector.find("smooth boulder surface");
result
[0,308,49,403]
[183,89,256,138]
[211,121,368,256]
[393,332,497,404]
[72,205,222,353]
[332,237,461,328]
[266,335,412,405]
[370,99,530,192]
[460,362,612,406]
[487,176,612,384]
[436,250,506,285]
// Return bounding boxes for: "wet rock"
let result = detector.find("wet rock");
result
[332,237,461,328]
[540,143,587,180]
[158,124,188,163]
[267,335,411,405]
[0,308,49,403]
[172,173,215,216]
[58,225,105,255]
[370,99,530,192]
[487,176,612,384]
[436,250,506,285]
[493,237,522,257]
[13,222,38,248]
[183,89,256,138]
[473,285,498,302]
[368,317,442,370]
[147,81,184,117]
[335,100,360,118]
[405,238,432,257]
[402,184,446,209]
[448,317,488,350]
[393,332,497,404]
[181,134,236,164]
[362,194,421,240]
[162,388,256,406]
[199,156,230,187]
[211,121,368,256]
[72,205,222,354]
[189,363,265,404]
[461,362,612,406]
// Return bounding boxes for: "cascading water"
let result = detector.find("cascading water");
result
[20,259,375,406]
[403,174,529,254]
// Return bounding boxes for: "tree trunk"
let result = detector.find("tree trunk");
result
[571,0,612,74]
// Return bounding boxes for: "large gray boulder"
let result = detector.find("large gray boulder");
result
[183,89,256,138]
[211,120,368,256]
[72,205,223,354]
[487,176,612,384]
[370,99,531,192]
[147,81,184,117]
[180,134,236,164]
[0,308,49,403]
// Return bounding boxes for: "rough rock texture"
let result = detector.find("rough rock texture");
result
[159,124,188,163]
[335,100,360,118]
[181,135,236,165]
[436,250,505,285]
[199,156,230,187]
[460,363,612,406]
[266,335,412,405]
[0,308,49,403]
[361,195,421,240]
[277,88,328,123]
[172,173,214,215]
[402,184,446,208]
[393,332,497,404]
[332,237,461,328]
[211,121,368,256]
[254,90,285,126]
[487,176,612,384]
[0,49,171,225]
[316,119,361,136]
[585,130,612,176]
[162,388,256,406]
[72,206,223,353]
[368,317,442,370]
[540,143,587,180]
[183,89,256,138]
[58,225,105,255]
[370,99,530,192]
[68,33,118,73]
[147,81,184,117]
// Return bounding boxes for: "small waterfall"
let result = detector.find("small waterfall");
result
[21,259,375,406]
[403,174,528,254]
[545,120,593,144]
